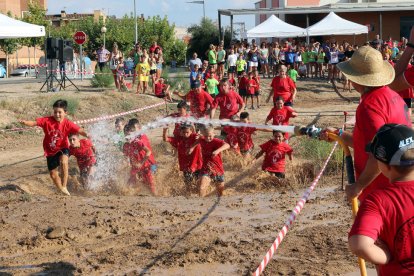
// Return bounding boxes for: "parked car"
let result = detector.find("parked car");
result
[0,64,6,78]
[10,65,38,77]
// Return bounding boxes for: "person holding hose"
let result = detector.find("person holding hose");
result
[322,45,411,203]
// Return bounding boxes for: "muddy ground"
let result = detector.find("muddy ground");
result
[0,77,375,275]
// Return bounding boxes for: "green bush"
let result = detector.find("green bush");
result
[293,137,343,174]
[91,68,114,88]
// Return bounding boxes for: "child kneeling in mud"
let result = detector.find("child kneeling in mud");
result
[189,125,230,197]
[69,133,97,188]
[254,130,293,178]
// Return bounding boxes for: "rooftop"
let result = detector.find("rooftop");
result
[219,2,414,16]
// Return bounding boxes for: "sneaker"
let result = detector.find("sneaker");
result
[60,187,71,196]
[251,106,255,110]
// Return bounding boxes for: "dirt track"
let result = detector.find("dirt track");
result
[0,78,374,275]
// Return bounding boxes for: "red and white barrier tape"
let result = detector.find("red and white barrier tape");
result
[253,142,338,276]
[46,70,139,77]
[0,102,165,133]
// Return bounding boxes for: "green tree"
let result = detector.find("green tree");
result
[21,0,48,49]
[0,12,22,77]
[169,39,187,65]
[187,18,232,60]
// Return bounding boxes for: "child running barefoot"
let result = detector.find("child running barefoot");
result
[189,125,230,197]
[163,123,203,193]
[123,123,157,195]
[222,115,240,154]
[68,133,97,188]
[246,72,258,110]
[237,112,257,159]
[19,99,88,195]
[254,130,293,178]
[253,70,261,109]
[348,124,414,275]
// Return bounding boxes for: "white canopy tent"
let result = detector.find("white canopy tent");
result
[0,13,45,77]
[247,15,306,38]
[0,12,45,39]
[306,12,368,36]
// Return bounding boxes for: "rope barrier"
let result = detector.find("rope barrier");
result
[0,102,165,133]
[253,142,338,276]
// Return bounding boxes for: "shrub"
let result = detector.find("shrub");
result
[91,68,114,88]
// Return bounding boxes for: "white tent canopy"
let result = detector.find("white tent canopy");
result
[247,15,306,38]
[306,12,368,36]
[0,12,45,39]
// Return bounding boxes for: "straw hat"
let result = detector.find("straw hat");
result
[336,46,395,86]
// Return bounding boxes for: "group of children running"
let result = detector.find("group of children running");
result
[20,96,297,197]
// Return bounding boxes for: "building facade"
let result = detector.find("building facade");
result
[254,0,414,45]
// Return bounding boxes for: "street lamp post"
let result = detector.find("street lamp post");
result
[187,0,205,19]
[134,0,138,44]
[101,26,107,49]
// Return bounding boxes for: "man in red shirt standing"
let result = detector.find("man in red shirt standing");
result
[267,65,297,106]
[323,46,411,202]
[20,99,88,196]
[210,79,245,120]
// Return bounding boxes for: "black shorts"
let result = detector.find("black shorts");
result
[218,61,225,65]
[183,171,200,184]
[255,91,260,96]
[239,89,247,97]
[46,148,70,171]
[150,69,157,75]
[268,172,285,178]
[404,98,412,108]
[237,71,244,77]
[155,93,166,98]
[228,66,236,73]
[284,102,293,107]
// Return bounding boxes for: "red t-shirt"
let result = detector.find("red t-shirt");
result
[266,106,296,125]
[259,140,292,173]
[186,89,214,118]
[149,45,162,53]
[200,138,225,176]
[123,135,156,169]
[36,116,80,157]
[69,139,96,170]
[354,86,411,202]
[237,126,256,151]
[403,65,414,87]
[167,133,202,173]
[239,76,248,90]
[228,78,236,87]
[270,76,296,103]
[213,91,244,119]
[154,82,167,96]
[247,79,257,95]
[223,126,239,151]
[349,180,414,276]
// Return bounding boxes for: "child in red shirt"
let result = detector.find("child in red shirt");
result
[69,133,96,187]
[237,112,257,159]
[255,130,293,178]
[20,99,88,196]
[123,123,157,195]
[265,96,298,140]
[238,71,249,104]
[246,72,258,110]
[253,70,261,109]
[349,124,414,275]
[228,75,236,90]
[222,115,240,154]
[167,101,190,138]
[163,123,202,190]
[154,78,172,102]
[189,125,230,197]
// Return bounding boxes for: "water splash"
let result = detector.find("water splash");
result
[126,116,296,140]
[87,120,125,190]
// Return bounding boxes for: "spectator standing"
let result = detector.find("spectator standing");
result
[96,44,110,72]
[109,43,123,91]
[188,52,202,72]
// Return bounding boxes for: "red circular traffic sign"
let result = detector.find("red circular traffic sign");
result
[73,31,87,45]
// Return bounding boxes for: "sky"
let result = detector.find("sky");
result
[48,0,257,29]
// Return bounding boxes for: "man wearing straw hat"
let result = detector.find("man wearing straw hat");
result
[323,45,411,202]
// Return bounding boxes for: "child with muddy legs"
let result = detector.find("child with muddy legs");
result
[189,125,230,197]
[123,123,157,195]
[68,133,97,188]
[19,99,88,195]
[163,123,203,194]
[254,130,293,178]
